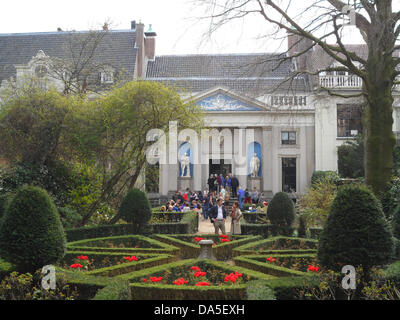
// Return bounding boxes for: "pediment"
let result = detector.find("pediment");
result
[194,87,266,112]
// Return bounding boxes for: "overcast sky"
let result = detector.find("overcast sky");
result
[0,0,384,55]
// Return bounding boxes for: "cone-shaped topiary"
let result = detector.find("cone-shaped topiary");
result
[267,192,295,228]
[318,185,393,272]
[118,188,152,233]
[0,185,66,272]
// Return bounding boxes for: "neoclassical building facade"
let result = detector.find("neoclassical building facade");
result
[0,20,399,198]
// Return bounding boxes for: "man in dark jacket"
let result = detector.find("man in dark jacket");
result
[230,176,239,197]
[208,174,215,192]
[208,198,227,234]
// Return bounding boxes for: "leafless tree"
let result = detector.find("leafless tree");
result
[195,0,400,195]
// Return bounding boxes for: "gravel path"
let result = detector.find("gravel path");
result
[197,215,233,234]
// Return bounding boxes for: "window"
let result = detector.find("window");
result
[337,104,363,137]
[282,158,296,192]
[281,131,297,145]
[101,71,114,84]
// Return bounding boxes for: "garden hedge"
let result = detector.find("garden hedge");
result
[233,236,318,257]
[246,276,320,300]
[154,234,261,260]
[63,251,177,277]
[65,211,199,242]
[117,258,275,300]
[67,235,179,255]
[233,254,316,277]
[56,268,131,300]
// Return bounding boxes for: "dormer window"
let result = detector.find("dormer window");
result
[101,71,114,84]
[35,65,47,78]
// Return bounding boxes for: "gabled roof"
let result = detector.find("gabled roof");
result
[0,29,137,83]
[146,53,309,95]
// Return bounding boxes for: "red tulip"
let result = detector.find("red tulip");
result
[190,266,201,271]
[70,263,83,269]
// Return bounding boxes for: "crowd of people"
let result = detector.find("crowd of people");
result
[159,173,267,235]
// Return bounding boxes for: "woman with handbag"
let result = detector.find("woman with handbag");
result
[230,201,243,235]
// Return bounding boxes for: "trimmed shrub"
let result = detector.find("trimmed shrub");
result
[297,214,307,238]
[311,171,340,186]
[0,185,66,272]
[267,192,295,233]
[317,185,393,272]
[118,188,152,233]
[246,276,320,300]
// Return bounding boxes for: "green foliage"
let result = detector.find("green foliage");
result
[380,176,400,219]
[298,178,337,227]
[58,207,82,229]
[392,205,400,240]
[337,135,364,178]
[311,171,340,186]
[118,188,152,232]
[318,185,393,272]
[0,185,66,272]
[0,161,77,208]
[246,277,320,300]
[0,87,75,166]
[0,270,79,300]
[297,214,307,238]
[267,192,295,228]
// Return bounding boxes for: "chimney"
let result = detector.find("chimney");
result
[136,22,145,79]
[287,30,312,72]
[144,24,157,61]
[131,20,136,31]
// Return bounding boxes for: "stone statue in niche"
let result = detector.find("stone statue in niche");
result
[250,153,261,178]
[180,152,191,177]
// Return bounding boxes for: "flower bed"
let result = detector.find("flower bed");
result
[234,254,318,277]
[233,236,318,257]
[66,235,179,255]
[116,258,275,300]
[61,251,176,277]
[154,234,261,260]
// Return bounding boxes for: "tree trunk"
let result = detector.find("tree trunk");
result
[364,38,396,196]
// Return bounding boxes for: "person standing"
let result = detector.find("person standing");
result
[230,201,243,235]
[231,175,239,197]
[208,175,215,192]
[237,186,245,210]
[209,198,227,235]
[251,187,259,204]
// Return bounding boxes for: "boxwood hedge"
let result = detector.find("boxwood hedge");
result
[116,258,275,300]
[233,236,318,257]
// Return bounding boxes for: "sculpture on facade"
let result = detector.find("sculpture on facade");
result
[180,152,191,177]
[250,153,261,177]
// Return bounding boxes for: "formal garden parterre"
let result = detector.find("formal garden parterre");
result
[2,171,400,300]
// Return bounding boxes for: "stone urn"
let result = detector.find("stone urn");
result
[197,239,216,260]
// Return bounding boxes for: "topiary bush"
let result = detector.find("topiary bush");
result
[267,192,295,234]
[318,185,393,274]
[118,188,152,233]
[0,185,66,272]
